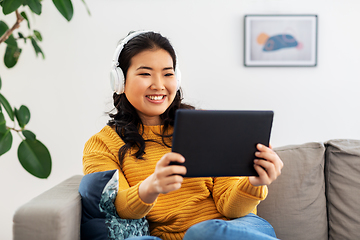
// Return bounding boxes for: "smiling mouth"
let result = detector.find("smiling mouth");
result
[147,95,165,101]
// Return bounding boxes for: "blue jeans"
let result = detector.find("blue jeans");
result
[183,213,278,240]
[126,213,277,240]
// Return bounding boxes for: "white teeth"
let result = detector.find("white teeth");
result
[147,95,164,100]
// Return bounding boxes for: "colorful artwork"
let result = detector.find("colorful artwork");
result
[257,33,303,52]
[244,15,318,67]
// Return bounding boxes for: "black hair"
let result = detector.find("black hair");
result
[108,31,194,163]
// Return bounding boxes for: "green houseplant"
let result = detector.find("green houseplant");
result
[0,0,89,178]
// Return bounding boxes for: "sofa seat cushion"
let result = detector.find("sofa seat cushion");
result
[325,139,360,240]
[257,142,328,240]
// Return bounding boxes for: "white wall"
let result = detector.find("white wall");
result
[1,0,360,238]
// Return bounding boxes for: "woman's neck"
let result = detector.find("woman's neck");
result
[139,115,161,126]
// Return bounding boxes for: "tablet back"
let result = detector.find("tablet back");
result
[171,110,274,177]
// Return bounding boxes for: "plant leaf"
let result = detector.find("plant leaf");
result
[22,129,36,140]
[0,75,2,90]
[4,44,22,68]
[0,20,9,37]
[30,37,44,59]
[15,105,30,128]
[18,138,52,178]
[0,129,13,156]
[80,0,91,16]
[18,32,26,43]
[2,0,24,15]
[0,20,18,47]
[52,0,73,21]
[20,11,30,29]
[0,112,7,133]
[33,30,42,41]
[5,34,18,47]
[0,93,14,121]
[24,0,41,15]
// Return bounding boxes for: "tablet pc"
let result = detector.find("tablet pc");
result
[171,109,274,177]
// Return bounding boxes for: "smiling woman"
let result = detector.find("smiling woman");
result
[107,31,193,162]
[81,30,283,240]
[124,48,178,126]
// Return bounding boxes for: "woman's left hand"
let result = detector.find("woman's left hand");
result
[249,144,284,187]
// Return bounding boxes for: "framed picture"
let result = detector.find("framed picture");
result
[244,15,318,67]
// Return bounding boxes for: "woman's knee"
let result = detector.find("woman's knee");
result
[183,219,227,240]
[183,215,277,240]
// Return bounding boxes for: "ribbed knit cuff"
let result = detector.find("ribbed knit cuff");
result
[115,182,155,219]
[237,178,268,200]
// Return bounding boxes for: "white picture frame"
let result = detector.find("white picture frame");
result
[244,15,318,67]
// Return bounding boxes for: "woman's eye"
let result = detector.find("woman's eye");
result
[165,73,174,77]
[139,73,150,76]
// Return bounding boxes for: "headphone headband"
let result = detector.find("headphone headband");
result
[110,30,181,94]
[111,30,153,68]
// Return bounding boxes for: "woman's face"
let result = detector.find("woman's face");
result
[124,48,177,126]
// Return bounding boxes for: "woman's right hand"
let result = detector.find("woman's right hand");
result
[139,152,187,204]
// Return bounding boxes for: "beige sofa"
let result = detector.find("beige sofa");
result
[13,139,360,240]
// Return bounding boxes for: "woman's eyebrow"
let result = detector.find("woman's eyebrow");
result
[163,67,174,71]
[136,66,153,71]
[136,66,174,71]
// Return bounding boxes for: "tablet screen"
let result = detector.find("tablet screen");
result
[171,110,274,177]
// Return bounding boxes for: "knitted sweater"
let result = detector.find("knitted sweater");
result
[83,125,268,240]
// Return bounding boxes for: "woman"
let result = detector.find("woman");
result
[83,30,283,240]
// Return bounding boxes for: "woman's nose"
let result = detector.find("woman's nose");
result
[150,75,165,90]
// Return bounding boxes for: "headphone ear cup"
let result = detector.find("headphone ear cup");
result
[110,66,125,94]
[175,67,181,91]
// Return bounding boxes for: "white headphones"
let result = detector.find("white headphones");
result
[110,30,181,94]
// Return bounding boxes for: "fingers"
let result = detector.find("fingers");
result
[139,166,185,204]
[154,165,187,184]
[157,152,187,176]
[158,152,185,167]
[249,144,284,186]
[155,174,184,193]
[254,159,277,182]
[152,152,187,194]
[255,144,284,172]
[256,144,274,160]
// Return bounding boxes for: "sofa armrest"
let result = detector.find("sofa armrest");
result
[13,175,83,240]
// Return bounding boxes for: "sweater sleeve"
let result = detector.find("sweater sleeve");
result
[212,176,268,218]
[82,127,155,219]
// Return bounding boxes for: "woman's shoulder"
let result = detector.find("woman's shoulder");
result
[100,125,117,136]
[85,125,124,149]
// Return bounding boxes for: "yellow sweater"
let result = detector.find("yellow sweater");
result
[83,125,268,240]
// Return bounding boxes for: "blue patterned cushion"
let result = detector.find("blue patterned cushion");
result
[79,170,150,240]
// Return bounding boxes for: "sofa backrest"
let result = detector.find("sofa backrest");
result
[258,139,360,240]
[325,139,360,240]
[258,142,328,240]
